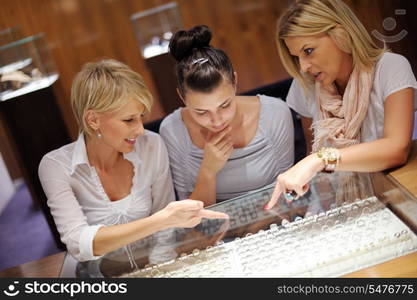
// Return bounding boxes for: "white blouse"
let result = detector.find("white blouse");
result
[287,52,417,142]
[38,130,175,261]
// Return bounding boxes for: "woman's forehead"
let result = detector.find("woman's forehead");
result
[285,34,327,55]
[106,98,145,117]
[186,82,235,109]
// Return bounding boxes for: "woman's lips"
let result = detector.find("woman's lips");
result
[125,138,136,145]
[314,72,323,81]
[212,123,227,131]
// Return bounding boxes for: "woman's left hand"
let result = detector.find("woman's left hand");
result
[264,153,324,210]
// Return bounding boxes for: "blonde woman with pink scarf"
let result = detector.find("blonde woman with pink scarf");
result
[265,0,417,209]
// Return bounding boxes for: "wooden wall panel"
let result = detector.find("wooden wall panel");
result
[0,0,416,180]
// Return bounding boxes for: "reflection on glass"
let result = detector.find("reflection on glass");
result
[130,2,183,59]
[73,172,417,278]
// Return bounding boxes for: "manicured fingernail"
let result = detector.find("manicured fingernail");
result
[263,204,269,210]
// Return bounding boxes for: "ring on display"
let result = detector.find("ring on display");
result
[284,190,297,201]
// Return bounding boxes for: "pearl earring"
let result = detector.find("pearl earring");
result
[96,131,102,139]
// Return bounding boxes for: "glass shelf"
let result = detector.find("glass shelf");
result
[0,27,22,47]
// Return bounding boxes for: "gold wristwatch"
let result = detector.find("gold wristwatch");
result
[317,147,340,173]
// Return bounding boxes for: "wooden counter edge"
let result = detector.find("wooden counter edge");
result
[386,140,417,198]
[0,251,65,278]
[344,251,417,277]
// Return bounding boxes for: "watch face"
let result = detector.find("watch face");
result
[329,149,339,161]
[327,149,338,161]
[319,147,340,162]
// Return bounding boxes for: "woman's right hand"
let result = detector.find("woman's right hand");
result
[158,199,229,229]
[265,153,324,210]
[201,126,234,175]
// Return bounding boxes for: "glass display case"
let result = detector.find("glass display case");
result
[0,32,69,250]
[130,2,183,115]
[0,33,58,101]
[130,2,182,59]
[67,171,417,278]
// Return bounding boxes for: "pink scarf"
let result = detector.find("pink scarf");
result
[312,66,374,152]
[312,65,375,204]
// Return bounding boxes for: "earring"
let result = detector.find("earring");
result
[96,131,102,139]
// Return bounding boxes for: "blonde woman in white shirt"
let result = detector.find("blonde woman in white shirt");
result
[266,0,416,209]
[38,59,228,262]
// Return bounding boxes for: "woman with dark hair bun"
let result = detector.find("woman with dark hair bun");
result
[160,25,294,206]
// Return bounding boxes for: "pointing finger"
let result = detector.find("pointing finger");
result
[265,182,281,210]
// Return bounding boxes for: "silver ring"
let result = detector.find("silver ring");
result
[284,190,297,201]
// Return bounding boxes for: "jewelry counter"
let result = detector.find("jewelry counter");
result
[71,170,417,278]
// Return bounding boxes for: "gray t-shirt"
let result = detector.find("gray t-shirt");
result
[160,95,294,202]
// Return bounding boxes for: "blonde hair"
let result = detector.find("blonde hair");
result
[276,0,386,91]
[71,59,153,137]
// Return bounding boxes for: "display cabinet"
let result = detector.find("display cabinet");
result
[68,170,417,278]
[0,33,70,250]
[0,33,58,101]
[130,2,183,114]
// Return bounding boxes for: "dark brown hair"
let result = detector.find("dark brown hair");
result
[169,25,235,96]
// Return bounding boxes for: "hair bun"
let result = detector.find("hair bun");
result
[169,25,212,62]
